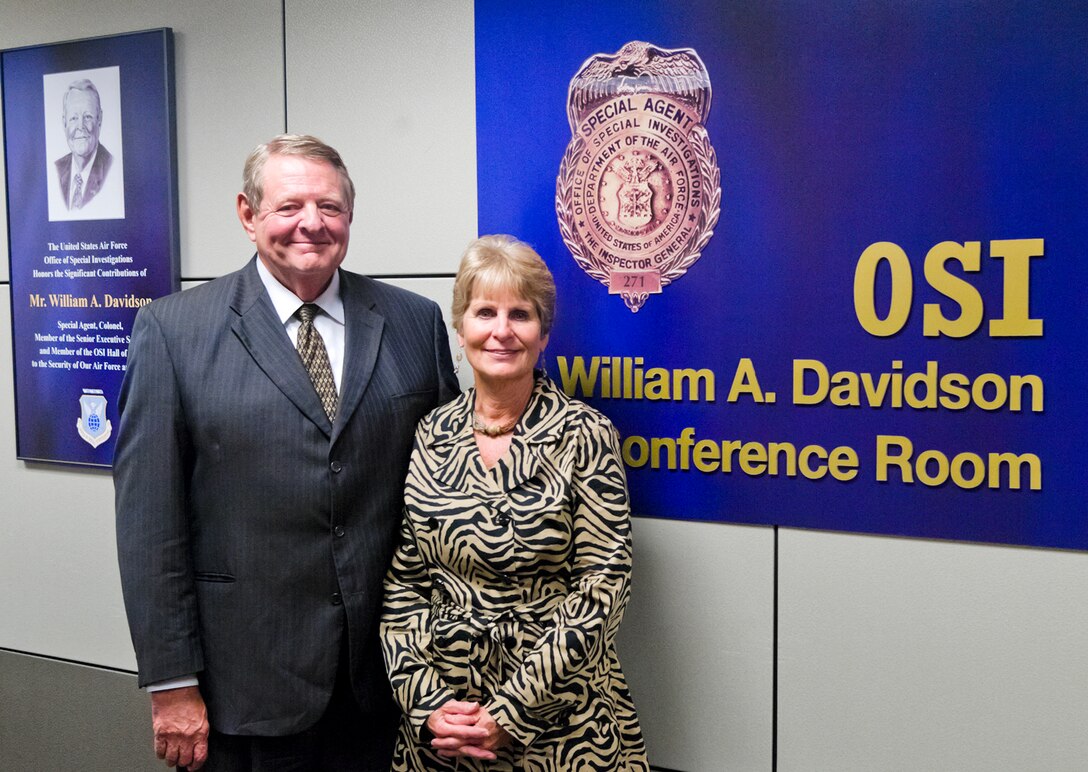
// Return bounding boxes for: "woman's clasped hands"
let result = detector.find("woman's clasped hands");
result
[427,699,513,760]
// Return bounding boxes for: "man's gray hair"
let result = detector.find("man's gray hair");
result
[62,79,102,117]
[242,134,356,212]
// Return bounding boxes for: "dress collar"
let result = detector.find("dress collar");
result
[427,375,572,494]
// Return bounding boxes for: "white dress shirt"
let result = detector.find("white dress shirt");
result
[255,257,346,392]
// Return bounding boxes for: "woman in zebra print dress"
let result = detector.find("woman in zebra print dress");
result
[380,235,649,770]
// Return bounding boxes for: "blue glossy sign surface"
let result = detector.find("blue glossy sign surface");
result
[475,3,1087,549]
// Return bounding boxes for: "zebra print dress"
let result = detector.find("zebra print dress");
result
[380,375,649,770]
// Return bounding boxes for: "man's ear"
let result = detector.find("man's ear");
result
[237,193,257,243]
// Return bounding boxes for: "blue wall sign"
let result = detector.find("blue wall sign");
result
[475,2,1087,550]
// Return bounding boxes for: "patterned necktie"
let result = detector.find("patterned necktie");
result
[72,173,84,209]
[295,304,338,420]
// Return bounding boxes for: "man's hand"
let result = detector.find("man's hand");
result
[150,686,209,769]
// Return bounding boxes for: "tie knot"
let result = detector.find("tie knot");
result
[297,303,320,324]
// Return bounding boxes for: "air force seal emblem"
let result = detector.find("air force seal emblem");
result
[556,41,722,312]
[76,388,112,448]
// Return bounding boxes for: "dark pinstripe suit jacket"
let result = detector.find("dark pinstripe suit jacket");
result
[114,257,458,735]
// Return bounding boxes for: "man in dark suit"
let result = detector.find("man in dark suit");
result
[115,134,459,770]
[55,79,113,209]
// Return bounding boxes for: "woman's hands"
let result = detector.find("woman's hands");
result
[427,700,513,760]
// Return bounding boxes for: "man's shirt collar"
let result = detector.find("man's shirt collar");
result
[255,258,344,326]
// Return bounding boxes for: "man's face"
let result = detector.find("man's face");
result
[63,89,101,163]
[237,154,353,301]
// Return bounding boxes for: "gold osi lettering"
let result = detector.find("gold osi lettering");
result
[853,238,1043,338]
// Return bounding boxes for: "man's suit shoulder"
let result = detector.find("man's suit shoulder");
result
[94,144,113,177]
[136,267,245,332]
[340,270,443,317]
[146,269,239,308]
[53,145,113,177]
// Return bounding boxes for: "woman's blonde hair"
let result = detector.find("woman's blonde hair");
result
[451,235,556,335]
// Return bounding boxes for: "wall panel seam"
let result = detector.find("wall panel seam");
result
[0,646,136,676]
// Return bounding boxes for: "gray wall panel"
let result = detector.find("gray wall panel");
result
[0,650,157,772]
[778,529,1088,771]
[620,518,774,771]
[0,291,134,669]
[165,1,286,279]
[284,0,478,276]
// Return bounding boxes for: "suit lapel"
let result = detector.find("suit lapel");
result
[332,272,384,442]
[229,259,334,435]
[57,155,72,201]
[86,151,107,199]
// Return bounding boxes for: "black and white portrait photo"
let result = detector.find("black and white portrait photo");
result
[45,67,125,221]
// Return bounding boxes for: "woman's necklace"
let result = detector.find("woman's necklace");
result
[472,412,517,437]
[473,379,533,438]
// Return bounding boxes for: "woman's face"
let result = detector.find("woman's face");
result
[458,285,548,388]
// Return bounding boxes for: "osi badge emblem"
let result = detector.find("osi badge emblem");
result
[557,41,721,312]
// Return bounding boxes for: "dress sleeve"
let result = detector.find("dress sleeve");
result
[380,433,458,739]
[487,413,634,746]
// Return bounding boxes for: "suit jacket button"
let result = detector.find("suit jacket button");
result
[330,461,343,473]
[331,592,342,605]
[333,525,345,538]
